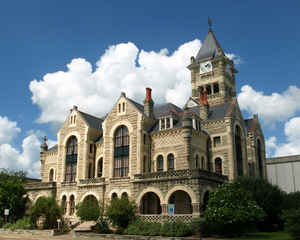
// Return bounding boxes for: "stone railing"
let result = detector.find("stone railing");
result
[78,177,105,186]
[134,169,228,182]
[138,214,193,223]
[25,181,56,190]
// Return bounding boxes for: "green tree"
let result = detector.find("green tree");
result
[205,182,265,236]
[106,197,136,231]
[29,196,62,229]
[234,177,285,230]
[0,169,27,221]
[76,196,101,221]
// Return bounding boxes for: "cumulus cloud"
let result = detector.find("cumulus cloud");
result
[238,85,300,124]
[266,117,300,157]
[0,116,21,144]
[29,40,204,123]
[225,53,242,65]
[0,115,53,178]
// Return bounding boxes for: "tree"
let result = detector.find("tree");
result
[76,196,101,221]
[29,196,62,229]
[204,182,265,236]
[0,169,27,221]
[106,197,136,230]
[234,177,286,230]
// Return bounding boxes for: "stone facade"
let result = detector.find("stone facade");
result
[25,27,266,223]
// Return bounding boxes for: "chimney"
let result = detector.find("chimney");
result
[200,90,209,119]
[144,88,154,118]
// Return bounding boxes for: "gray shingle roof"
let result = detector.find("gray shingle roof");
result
[154,103,183,118]
[127,98,144,113]
[196,30,223,61]
[190,102,232,121]
[79,111,103,130]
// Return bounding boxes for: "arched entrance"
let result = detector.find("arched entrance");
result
[168,190,192,214]
[140,192,162,214]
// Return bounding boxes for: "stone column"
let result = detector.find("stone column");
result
[192,203,201,217]
[161,204,168,216]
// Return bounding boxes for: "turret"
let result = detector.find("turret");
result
[40,136,48,153]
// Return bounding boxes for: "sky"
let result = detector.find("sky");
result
[0,1,300,178]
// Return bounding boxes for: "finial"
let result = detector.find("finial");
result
[43,136,47,143]
[208,17,213,31]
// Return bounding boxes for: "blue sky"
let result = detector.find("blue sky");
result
[0,1,300,177]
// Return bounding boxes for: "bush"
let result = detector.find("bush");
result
[106,197,136,230]
[2,216,32,230]
[160,220,193,237]
[283,191,300,211]
[29,196,62,229]
[234,177,285,231]
[124,220,161,236]
[282,208,300,240]
[92,219,112,234]
[204,182,265,237]
[76,196,101,221]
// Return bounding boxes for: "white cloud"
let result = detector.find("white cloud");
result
[0,116,21,144]
[238,85,300,124]
[29,40,204,123]
[266,117,300,157]
[225,53,242,65]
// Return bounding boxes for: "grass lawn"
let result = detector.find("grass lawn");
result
[223,232,292,240]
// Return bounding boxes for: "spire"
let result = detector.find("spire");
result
[195,19,224,61]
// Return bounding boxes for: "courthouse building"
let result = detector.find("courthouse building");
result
[26,26,266,222]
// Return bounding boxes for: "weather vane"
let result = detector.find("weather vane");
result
[208,17,213,30]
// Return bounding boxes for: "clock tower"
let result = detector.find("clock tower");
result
[187,26,238,106]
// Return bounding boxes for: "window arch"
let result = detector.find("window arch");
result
[114,126,129,177]
[121,192,128,199]
[65,136,78,182]
[61,195,67,215]
[167,154,174,171]
[215,157,222,175]
[111,193,118,199]
[97,158,103,177]
[235,125,243,176]
[157,155,163,172]
[69,195,75,216]
[49,169,54,182]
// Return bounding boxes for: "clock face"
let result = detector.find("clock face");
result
[225,64,232,76]
[200,61,212,74]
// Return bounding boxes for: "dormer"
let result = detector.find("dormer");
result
[117,92,127,115]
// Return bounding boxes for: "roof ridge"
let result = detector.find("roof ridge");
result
[78,110,103,121]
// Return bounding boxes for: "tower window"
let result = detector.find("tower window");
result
[167,153,174,171]
[213,136,221,147]
[213,83,219,93]
[114,125,129,177]
[157,155,163,172]
[65,136,78,182]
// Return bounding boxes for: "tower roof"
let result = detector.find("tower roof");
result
[195,29,224,61]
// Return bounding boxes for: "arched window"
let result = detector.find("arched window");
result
[97,158,103,177]
[235,126,243,176]
[61,196,67,215]
[215,157,222,174]
[121,192,128,199]
[157,155,163,172]
[167,154,174,171]
[49,169,54,182]
[69,195,75,216]
[257,139,263,178]
[114,126,129,177]
[195,155,199,168]
[65,136,78,182]
[112,193,118,199]
[201,157,205,169]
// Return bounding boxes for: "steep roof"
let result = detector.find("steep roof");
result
[79,111,103,130]
[244,118,254,132]
[190,102,232,121]
[196,30,223,61]
[154,103,183,118]
[127,98,145,113]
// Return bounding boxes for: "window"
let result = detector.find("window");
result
[166,118,170,128]
[143,134,146,145]
[112,193,118,199]
[215,158,222,174]
[70,195,75,216]
[195,155,199,168]
[62,196,67,215]
[213,136,221,147]
[70,116,73,124]
[65,136,78,182]
[201,157,205,169]
[73,115,76,123]
[121,192,128,199]
[97,158,103,177]
[89,144,93,153]
[143,156,148,173]
[213,83,219,93]
[206,85,212,95]
[161,119,165,129]
[114,126,129,177]
[49,169,54,182]
[167,154,174,171]
[88,163,93,178]
[118,104,121,113]
[235,126,243,176]
[122,102,125,112]
[157,155,163,172]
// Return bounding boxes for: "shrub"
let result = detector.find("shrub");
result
[76,196,101,221]
[2,216,32,230]
[92,219,112,234]
[106,197,136,230]
[234,177,285,231]
[29,196,62,229]
[160,220,193,237]
[124,220,161,236]
[283,191,300,211]
[282,208,300,240]
[205,182,265,237]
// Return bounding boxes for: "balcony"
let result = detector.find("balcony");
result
[25,181,56,191]
[78,177,105,186]
[134,169,228,183]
